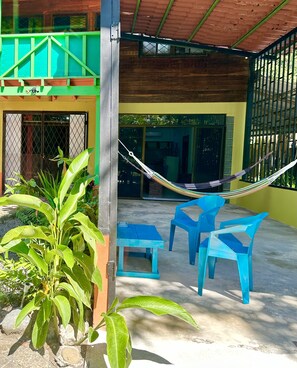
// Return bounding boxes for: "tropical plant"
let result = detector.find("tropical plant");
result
[4,173,39,196]
[0,255,40,308]
[0,148,102,349]
[0,148,198,368]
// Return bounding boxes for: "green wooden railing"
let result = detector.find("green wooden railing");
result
[0,31,100,80]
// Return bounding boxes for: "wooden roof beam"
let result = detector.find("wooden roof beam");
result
[131,0,142,33]
[188,0,221,42]
[156,0,175,37]
[232,0,289,48]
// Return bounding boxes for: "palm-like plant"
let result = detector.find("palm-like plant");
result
[0,149,102,348]
[0,148,198,368]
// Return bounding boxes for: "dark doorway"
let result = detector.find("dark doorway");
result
[193,126,225,191]
[118,114,226,200]
[3,112,87,186]
[118,127,143,198]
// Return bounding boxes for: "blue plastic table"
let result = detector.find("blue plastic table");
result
[116,223,164,279]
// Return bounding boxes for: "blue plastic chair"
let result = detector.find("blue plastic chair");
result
[198,212,268,304]
[169,196,225,265]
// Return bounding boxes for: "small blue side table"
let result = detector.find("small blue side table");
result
[116,223,164,279]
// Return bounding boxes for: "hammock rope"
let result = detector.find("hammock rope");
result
[118,140,297,199]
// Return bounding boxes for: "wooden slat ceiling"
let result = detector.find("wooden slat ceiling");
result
[3,0,297,54]
[120,0,297,54]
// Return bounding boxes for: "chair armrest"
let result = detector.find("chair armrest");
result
[175,201,199,211]
[211,224,249,237]
[219,216,256,229]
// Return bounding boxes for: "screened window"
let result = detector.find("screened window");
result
[244,30,297,190]
[53,14,87,32]
[1,15,43,34]
[141,41,210,57]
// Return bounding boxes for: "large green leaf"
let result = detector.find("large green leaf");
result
[27,248,48,275]
[117,296,198,329]
[58,182,86,226]
[68,296,83,333]
[88,327,99,343]
[73,212,104,241]
[73,252,102,289]
[1,239,48,275]
[15,299,37,328]
[58,148,92,206]
[71,233,85,253]
[58,282,80,300]
[1,225,54,245]
[0,240,27,254]
[57,244,75,269]
[104,313,131,368]
[53,295,71,328]
[72,212,105,261]
[31,298,52,349]
[62,266,92,308]
[32,319,49,349]
[0,194,54,223]
[91,267,102,290]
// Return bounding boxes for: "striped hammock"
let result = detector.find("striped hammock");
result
[119,142,297,199]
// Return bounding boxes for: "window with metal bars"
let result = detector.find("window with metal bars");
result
[53,14,87,32]
[140,41,210,57]
[1,15,43,34]
[244,29,297,190]
[3,112,88,185]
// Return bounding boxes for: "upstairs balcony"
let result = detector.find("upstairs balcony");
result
[0,31,100,96]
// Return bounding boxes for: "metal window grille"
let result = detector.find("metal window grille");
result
[1,16,43,34]
[244,29,297,190]
[53,14,87,32]
[3,112,88,187]
[141,41,210,57]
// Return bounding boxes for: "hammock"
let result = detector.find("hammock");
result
[119,141,297,199]
[119,142,272,190]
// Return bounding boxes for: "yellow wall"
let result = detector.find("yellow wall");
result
[0,96,98,193]
[233,183,297,228]
[120,102,297,228]
[2,99,296,228]
[120,101,247,175]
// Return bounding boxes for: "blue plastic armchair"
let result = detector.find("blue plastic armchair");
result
[169,196,225,265]
[198,212,268,304]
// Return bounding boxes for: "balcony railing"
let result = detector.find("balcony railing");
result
[0,32,100,81]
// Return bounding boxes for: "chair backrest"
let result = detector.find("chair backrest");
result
[244,212,268,254]
[198,196,225,231]
[198,195,225,212]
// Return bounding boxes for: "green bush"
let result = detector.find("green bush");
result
[0,255,41,308]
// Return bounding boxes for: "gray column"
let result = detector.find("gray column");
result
[99,0,120,306]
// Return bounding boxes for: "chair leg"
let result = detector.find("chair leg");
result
[188,232,198,265]
[198,247,208,296]
[196,233,201,253]
[248,256,253,291]
[208,256,217,279]
[169,223,176,251]
[237,255,250,304]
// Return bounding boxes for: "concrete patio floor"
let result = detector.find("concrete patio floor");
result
[104,199,297,368]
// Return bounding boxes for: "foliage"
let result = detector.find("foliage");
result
[0,255,40,308]
[5,173,39,196]
[0,149,103,349]
[15,207,48,226]
[0,148,198,368]
[86,296,198,368]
